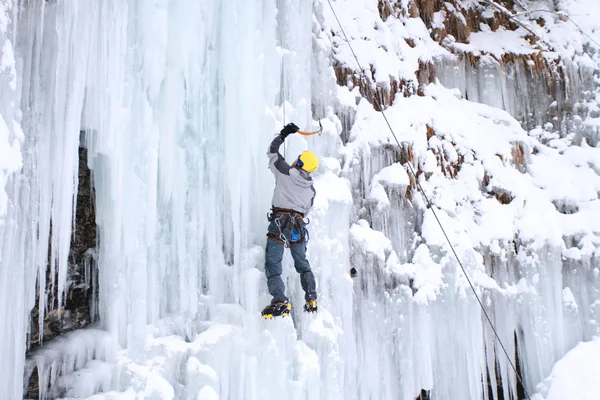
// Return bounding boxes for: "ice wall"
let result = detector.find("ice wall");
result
[0,0,26,397]
[435,50,594,134]
[2,0,600,399]
[8,0,349,399]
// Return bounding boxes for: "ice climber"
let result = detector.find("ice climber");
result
[261,122,319,319]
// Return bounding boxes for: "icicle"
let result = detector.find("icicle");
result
[5,0,600,399]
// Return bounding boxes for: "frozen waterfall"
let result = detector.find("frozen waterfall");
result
[0,0,599,399]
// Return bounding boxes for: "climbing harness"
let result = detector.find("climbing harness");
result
[267,207,310,248]
[326,1,532,398]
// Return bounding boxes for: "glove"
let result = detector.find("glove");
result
[280,122,300,138]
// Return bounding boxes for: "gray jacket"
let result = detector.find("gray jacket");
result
[268,134,316,216]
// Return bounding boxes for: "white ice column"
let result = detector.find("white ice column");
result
[277,0,314,127]
[0,0,94,398]
[78,0,289,353]
[0,1,26,398]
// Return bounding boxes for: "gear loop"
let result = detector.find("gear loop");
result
[267,208,309,246]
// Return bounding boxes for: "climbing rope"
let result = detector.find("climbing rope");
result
[325,1,532,398]
[482,0,600,50]
[278,6,287,158]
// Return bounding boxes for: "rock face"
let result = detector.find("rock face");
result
[66,145,98,333]
[334,1,598,398]
[371,0,597,135]
[26,143,98,398]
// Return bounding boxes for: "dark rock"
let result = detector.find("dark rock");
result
[25,143,98,398]
[416,389,431,400]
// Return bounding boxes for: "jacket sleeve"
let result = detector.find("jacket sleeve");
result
[305,185,316,217]
[267,134,291,175]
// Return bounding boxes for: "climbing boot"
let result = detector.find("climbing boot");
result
[303,299,317,313]
[262,302,292,319]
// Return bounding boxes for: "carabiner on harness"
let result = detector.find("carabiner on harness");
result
[274,216,290,248]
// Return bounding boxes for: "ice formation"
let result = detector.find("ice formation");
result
[0,0,598,399]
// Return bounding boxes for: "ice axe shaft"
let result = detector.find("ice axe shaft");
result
[297,121,323,136]
[297,130,318,136]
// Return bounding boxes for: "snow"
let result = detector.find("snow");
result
[453,27,539,58]
[534,337,600,400]
[373,162,409,187]
[350,219,392,261]
[0,0,599,399]
[322,0,448,86]
[313,169,353,211]
[24,329,118,399]
[408,244,446,304]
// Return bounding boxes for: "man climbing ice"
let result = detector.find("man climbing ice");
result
[261,122,319,319]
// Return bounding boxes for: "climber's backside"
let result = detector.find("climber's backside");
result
[261,122,319,319]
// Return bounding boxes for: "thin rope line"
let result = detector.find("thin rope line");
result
[565,15,600,48]
[326,1,531,398]
[511,8,600,48]
[278,2,287,158]
[480,0,551,50]
[281,33,286,125]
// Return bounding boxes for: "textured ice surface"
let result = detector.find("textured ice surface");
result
[0,1,25,397]
[0,0,599,399]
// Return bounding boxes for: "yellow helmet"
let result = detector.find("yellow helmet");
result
[297,151,319,173]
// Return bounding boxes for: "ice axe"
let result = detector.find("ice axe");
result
[297,120,323,136]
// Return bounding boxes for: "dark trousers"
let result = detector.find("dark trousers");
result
[264,221,317,303]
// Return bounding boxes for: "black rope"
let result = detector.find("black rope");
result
[325,1,531,398]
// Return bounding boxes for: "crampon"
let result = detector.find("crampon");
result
[262,302,292,319]
[303,299,317,313]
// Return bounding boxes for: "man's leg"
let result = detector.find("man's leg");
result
[290,241,317,301]
[265,238,289,303]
